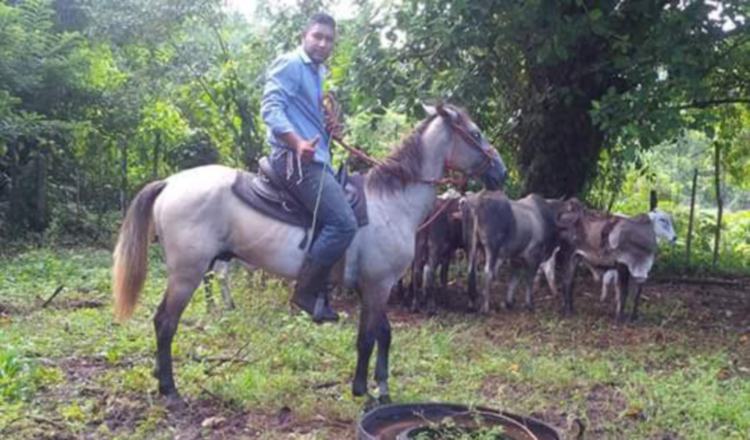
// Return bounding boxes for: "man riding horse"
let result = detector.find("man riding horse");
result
[261,12,347,323]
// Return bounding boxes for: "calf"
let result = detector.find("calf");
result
[462,190,559,313]
[553,200,672,321]
[409,190,464,313]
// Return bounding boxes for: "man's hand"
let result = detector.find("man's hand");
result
[296,135,320,163]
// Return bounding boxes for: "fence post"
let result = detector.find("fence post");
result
[649,190,658,211]
[686,168,698,268]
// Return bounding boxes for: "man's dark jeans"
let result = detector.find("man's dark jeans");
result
[269,149,357,265]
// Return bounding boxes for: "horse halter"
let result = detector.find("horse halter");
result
[439,108,498,179]
[323,94,495,186]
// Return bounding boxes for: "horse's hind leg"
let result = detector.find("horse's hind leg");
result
[154,268,205,406]
[374,310,392,404]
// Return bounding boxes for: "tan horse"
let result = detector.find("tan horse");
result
[112,103,506,407]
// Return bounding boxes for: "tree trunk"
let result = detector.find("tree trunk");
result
[518,107,606,197]
[33,151,47,232]
[120,138,128,217]
[712,141,722,268]
[649,190,658,211]
[152,131,161,179]
[516,39,612,197]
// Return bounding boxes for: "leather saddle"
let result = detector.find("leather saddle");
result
[231,157,368,247]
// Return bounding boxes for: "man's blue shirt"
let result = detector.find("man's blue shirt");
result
[261,46,331,165]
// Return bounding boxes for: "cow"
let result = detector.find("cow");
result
[462,190,559,313]
[408,189,464,313]
[596,209,676,303]
[552,200,676,322]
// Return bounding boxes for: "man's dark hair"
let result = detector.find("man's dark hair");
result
[304,12,336,33]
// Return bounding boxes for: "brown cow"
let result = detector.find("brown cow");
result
[554,199,662,321]
[462,190,559,313]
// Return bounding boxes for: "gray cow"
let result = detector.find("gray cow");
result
[462,190,559,313]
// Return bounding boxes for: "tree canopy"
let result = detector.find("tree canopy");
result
[1,0,748,250]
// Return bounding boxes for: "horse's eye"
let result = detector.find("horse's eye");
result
[472,131,482,141]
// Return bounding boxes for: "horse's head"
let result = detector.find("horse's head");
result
[423,103,507,190]
[648,209,677,244]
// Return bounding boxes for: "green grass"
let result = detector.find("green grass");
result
[1,247,749,438]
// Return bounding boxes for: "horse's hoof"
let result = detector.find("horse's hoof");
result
[378,394,392,405]
[352,380,368,398]
[161,393,187,411]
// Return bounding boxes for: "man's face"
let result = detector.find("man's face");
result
[302,23,335,64]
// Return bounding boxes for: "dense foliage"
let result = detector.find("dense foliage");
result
[0,0,747,270]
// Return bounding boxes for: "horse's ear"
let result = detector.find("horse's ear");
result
[422,103,437,116]
[436,103,459,122]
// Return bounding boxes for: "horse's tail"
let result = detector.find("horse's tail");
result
[112,180,167,322]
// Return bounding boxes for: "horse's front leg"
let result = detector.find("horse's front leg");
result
[374,309,392,404]
[353,283,390,406]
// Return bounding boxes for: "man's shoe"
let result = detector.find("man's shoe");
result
[292,257,339,323]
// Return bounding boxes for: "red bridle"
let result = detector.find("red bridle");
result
[324,93,497,186]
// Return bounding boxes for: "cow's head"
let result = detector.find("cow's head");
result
[554,198,585,244]
[648,209,677,244]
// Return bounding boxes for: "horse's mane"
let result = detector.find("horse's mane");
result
[365,114,437,194]
[365,104,476,194]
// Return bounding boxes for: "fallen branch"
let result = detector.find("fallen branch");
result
[42,285,65,308]
[197,340,255,375]
[312,380,341,390]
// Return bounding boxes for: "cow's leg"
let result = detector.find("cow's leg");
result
[615,265,631,323]
[539,250,559,297]
[600,269,617,302]
[504,261,521,310]
[630,281,644,322]
[523,265,537,311]
[410,262,423,313]
[467,256,478,311]
[419,262,433,313]
[480,251,497,314]
[561,253,581,316]
[423,245,441,315]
